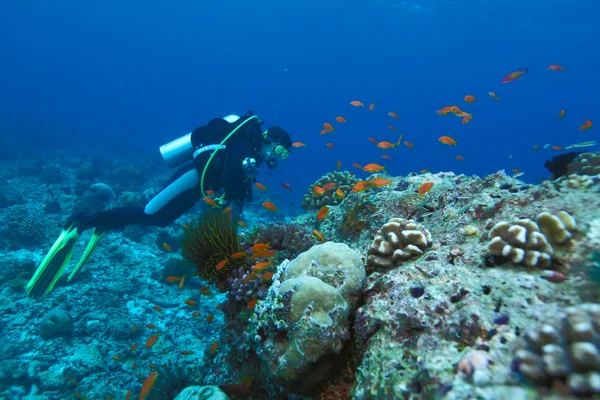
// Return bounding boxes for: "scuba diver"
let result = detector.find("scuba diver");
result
[26,111,292,299]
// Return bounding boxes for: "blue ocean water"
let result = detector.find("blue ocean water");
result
[1,1,599,399]
[1,0,598,206]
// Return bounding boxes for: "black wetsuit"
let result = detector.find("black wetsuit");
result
[76,111,265,233]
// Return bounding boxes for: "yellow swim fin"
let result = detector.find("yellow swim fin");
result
[68,229,105,282]
[26,222,81,299]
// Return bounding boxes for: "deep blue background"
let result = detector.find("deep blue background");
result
[1,0,598,208]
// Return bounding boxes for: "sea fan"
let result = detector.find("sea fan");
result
[181,208,249,284]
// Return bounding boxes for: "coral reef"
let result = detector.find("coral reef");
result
[513,303,600,395]
[301,171,358,209]
[487,211,576,268]
[39,309,73,338]
[366,217,433,273]
[487,219,554,268]
[248,243,365,391]
[243,222,314,263]
[567,151,600,176]
[175,386,228,400]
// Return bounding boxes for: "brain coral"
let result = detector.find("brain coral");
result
[250,242,365,389]
[301,171,358,209]
[514,303,600,395]
[366,217,432,272]
[283,242,365,302]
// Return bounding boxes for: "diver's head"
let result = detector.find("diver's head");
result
[260,126,292,169]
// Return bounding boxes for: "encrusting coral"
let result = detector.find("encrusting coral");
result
[513,303,600,395]
[301,171,358,209]
[487,211,576,268]
[366,217,432,272]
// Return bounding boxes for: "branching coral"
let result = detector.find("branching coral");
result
[301,171,358,209]
[243,222,314,263]
[181,209,249,285]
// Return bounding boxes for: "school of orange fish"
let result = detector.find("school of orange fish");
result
[78,64,595,400]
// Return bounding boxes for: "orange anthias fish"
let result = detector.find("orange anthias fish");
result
[501,68,528,83]
[313,185,325,196]
[325,142,335,149]
[231,251,246,259]
[388,124,396,132]
[262,272,275,281]
[377,141,396,149]
[352,181,372,192]
[388,112,399,119]
[580,120,593,131]
[350,100,364,107]
[335,189,345,199]
[489,92,500,101]
[551,145,563,150]
[381,154,392,161]
[316,205,330,222]
[323,122,335,132]
[162,242,171,252]
[139,371,158,400]
[165,276,181,283]
[203,197,218,207]
[368,103,375,111]
[352,163,363,170]
[456,155,464,161]
[438,136,458,146]
[464,95,475,103]
[252,261,272,272]
[251,243,271,252]
[336,160,342,169]
[292,142,306,148]
[335,116,346,123]
[145,334,160,349]
[247,299,258,309]
[184,299,196,306]
[252,249,276,258]
[205,190,215,196]
[322,182,336,191]
[418,182,434,196]
[548,64,565,71]
[362,163,386,173]
[371,178,392,187]
[436,106,453,115]
[254,183,267,191]
[461,115,473,124]
[262,202,278,211]
[313,229,325,242]
[281,182,293,192]
[558,110,565,120]
[533,145,540,152]
[404,141,415,149]
[215,259,228,271]
[237,220,248,227]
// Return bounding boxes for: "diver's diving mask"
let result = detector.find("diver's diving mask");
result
[274,144,289,160]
